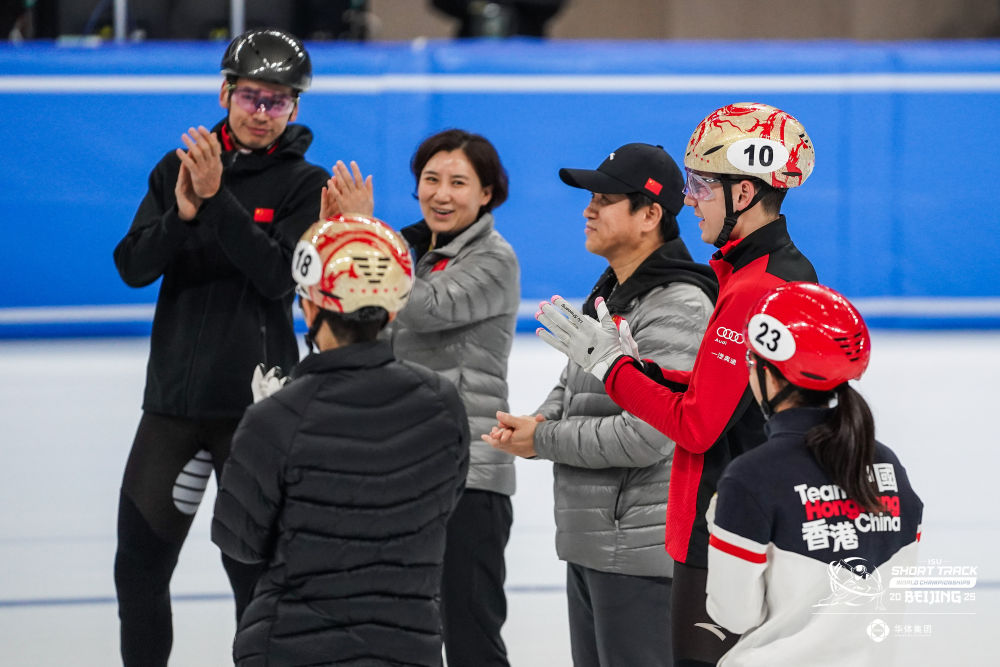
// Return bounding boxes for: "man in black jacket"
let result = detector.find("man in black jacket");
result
[112,29,328,666]
[213,215,470,666]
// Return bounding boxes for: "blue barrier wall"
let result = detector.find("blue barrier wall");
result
[2,39,1000,336]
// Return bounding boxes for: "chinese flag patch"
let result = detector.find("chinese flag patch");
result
[254,208,275,223]
[644,178,662,196]
[431,258,450,272]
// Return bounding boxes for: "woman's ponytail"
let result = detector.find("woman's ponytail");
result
[804,384,885,513]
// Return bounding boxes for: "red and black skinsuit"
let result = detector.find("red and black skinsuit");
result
[603,216,816,665]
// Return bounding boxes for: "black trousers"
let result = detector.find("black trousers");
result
[114,412,263,667]
[671,561,739,667]
[567,562,673,667]
[440,489,513,667]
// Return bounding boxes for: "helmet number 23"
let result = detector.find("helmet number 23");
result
[747,313,796,361]
[754,321,781,352]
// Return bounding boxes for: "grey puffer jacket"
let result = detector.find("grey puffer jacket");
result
[533,239,715,577]
[388,213,520,496]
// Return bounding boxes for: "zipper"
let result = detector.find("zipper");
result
[259,302,268,368]
[612,469,629,528]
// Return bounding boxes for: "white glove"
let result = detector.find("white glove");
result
[251,364,289,403]
[617,315,640,359]
[535,296,627,381]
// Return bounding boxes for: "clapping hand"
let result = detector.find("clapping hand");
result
[174,126,222,220]
[535,296,637,381]
[482,411,544,459]
[320,160,374,220]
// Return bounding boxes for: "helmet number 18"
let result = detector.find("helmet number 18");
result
[293,241,323,286]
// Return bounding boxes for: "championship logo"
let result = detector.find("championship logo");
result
[815,556,886,610]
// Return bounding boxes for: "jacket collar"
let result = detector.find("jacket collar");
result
[211,118,314,162]
[763,405,832,439]
[582,236,719,317]
[402,213,495,260]
[712,215,793,273]
[292,340,395,378]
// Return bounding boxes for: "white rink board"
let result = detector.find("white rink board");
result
[0,332,996,665]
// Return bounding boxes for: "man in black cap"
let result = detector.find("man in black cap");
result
[112,29,328,666]
[484,144,717,666]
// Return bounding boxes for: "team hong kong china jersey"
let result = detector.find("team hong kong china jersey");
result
[706,408,923,667]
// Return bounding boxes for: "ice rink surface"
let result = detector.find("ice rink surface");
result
[1,331,996,666]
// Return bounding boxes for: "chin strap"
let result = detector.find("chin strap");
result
[755,360,798,420]
[302,301,331,355]
[304,317,320,354]
[715,177,768,248]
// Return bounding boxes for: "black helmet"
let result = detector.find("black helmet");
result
[221,29,312,92]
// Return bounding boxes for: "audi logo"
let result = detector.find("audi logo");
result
[716,327,744,343]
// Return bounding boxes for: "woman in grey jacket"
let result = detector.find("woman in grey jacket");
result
[322,129,519,667]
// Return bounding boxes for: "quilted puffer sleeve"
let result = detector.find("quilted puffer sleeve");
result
[394,225,520,333]
[212,395,297,563]
[534,282,711,469]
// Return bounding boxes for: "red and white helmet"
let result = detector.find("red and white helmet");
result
[685,102,815,189]
[743,282,870,391]
[293,215,413,314]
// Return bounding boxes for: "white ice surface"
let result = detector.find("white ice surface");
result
[0,332,996,665]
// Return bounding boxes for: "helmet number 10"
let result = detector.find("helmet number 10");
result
[726,138,789,175]
[744,143,773,167]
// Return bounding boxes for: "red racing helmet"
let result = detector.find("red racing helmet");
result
[743,282,871,391]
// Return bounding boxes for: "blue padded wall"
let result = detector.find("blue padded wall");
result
[2,39,999,335]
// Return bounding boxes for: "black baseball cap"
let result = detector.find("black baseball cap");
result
[559,143,685,216]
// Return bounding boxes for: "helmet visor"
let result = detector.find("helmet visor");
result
[683,168,721,201]
[229,86,296,118]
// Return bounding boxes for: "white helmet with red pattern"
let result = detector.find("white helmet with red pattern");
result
[293,215,413,315]
[685,102,815,189]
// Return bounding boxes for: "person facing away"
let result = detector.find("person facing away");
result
[484,143,717,666]
[707,281,923,666]
[212,215,471,666]
[318,128,519,667]
[534,102,819,666]
[111,28,328,666]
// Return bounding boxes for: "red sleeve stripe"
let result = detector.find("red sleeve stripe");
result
[710,534,767,564]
